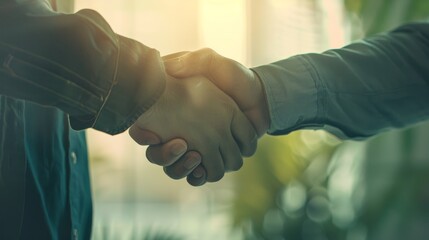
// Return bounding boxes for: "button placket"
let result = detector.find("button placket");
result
[70,151,77,165]
[73,228,79,240]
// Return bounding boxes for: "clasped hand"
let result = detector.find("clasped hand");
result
[130,71,257,184]
[129,49,270,186]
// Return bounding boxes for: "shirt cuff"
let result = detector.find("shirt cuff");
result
[251,55,321,135]
[68,10,166,135]
[90,36,166,135]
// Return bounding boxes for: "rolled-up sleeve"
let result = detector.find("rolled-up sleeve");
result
[252,22,429,139]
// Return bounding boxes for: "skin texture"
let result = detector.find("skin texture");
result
[133,49,270,186]
[129,74,258,183]
[163,49,270,137]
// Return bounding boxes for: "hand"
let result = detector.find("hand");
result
[142,49,270,184]
[129,74,258,184]
[164,49,270,136]
[126,129,208,186]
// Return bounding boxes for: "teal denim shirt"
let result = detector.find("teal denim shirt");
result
[0,1,167,239]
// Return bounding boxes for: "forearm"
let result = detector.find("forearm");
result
[253,22,429,139]
[0,1,165,134]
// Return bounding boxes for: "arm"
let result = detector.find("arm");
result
[254,22,429,139]
[0,1,165,134]
[129,75,257,183]
[0,1,258,184]
[149,22,429,182]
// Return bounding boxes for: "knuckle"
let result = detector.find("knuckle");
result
[224,155,243,172]
[199,48,220,62]
[145,148,157,164]
[146,147,169,166]
[242,136,258,157]
[187,151,201,160]
[200,47,216,55]
[207,171,224,182]
[242,147,255,157]
[187,177,206,187]
[163,167,184,180]
[147,47,161,58]
[230,158,244,171]
[128,126,144,145]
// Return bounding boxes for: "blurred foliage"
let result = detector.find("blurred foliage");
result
[344,0,429,37]
[231,0,429,239]
[231,131,340,239]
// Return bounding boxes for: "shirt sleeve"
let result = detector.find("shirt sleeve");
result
[252,22,429,139]
[0,1,166,135]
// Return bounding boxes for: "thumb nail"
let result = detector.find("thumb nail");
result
[164,57,183,74]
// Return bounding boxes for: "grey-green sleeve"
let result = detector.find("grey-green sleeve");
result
[252,22,429,139]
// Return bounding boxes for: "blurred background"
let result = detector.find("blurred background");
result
[71,0,429,239]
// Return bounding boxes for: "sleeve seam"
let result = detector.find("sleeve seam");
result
[299,55,327,123]
[250,68,280,133]
[91,33,121,129]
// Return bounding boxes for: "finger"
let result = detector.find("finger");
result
[187,165,207,186]
[163,151,202,180]
[200,148,225,182]
[145,138,188,166]
[128,125,161,145]
[231,111,258,157]
[220,139,244,172]
[162,51,190,61]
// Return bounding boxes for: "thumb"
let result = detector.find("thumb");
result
[128,126,162,145]
[163,57,186,77]
[163,48,217,78]
[162,51,190,77]
[162,51,190,61]
[164,49,257,110]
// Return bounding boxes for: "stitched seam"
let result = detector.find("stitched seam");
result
[0,41,104,92]
[103,78,166,134]
[323,83,429,96]
[91,34,121,128]
[300,55,327,122]
[74,10,121,129]
[4,55,100,98]
[253,69,281,132]
[0,69,96,114]
[250,69,271,131]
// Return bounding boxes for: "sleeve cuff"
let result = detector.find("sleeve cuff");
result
[68,10,166,135]
[251,55,321,135]
[90,36,166,135]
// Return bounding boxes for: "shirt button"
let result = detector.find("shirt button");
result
[73,228,79,240]
[70,152,77,165]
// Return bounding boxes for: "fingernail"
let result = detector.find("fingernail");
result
[164,58,183,74]
[170,142,187,157]
[184,155,201,170]
[192,168,204,178]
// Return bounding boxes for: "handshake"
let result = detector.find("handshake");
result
[128,49,270,186]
